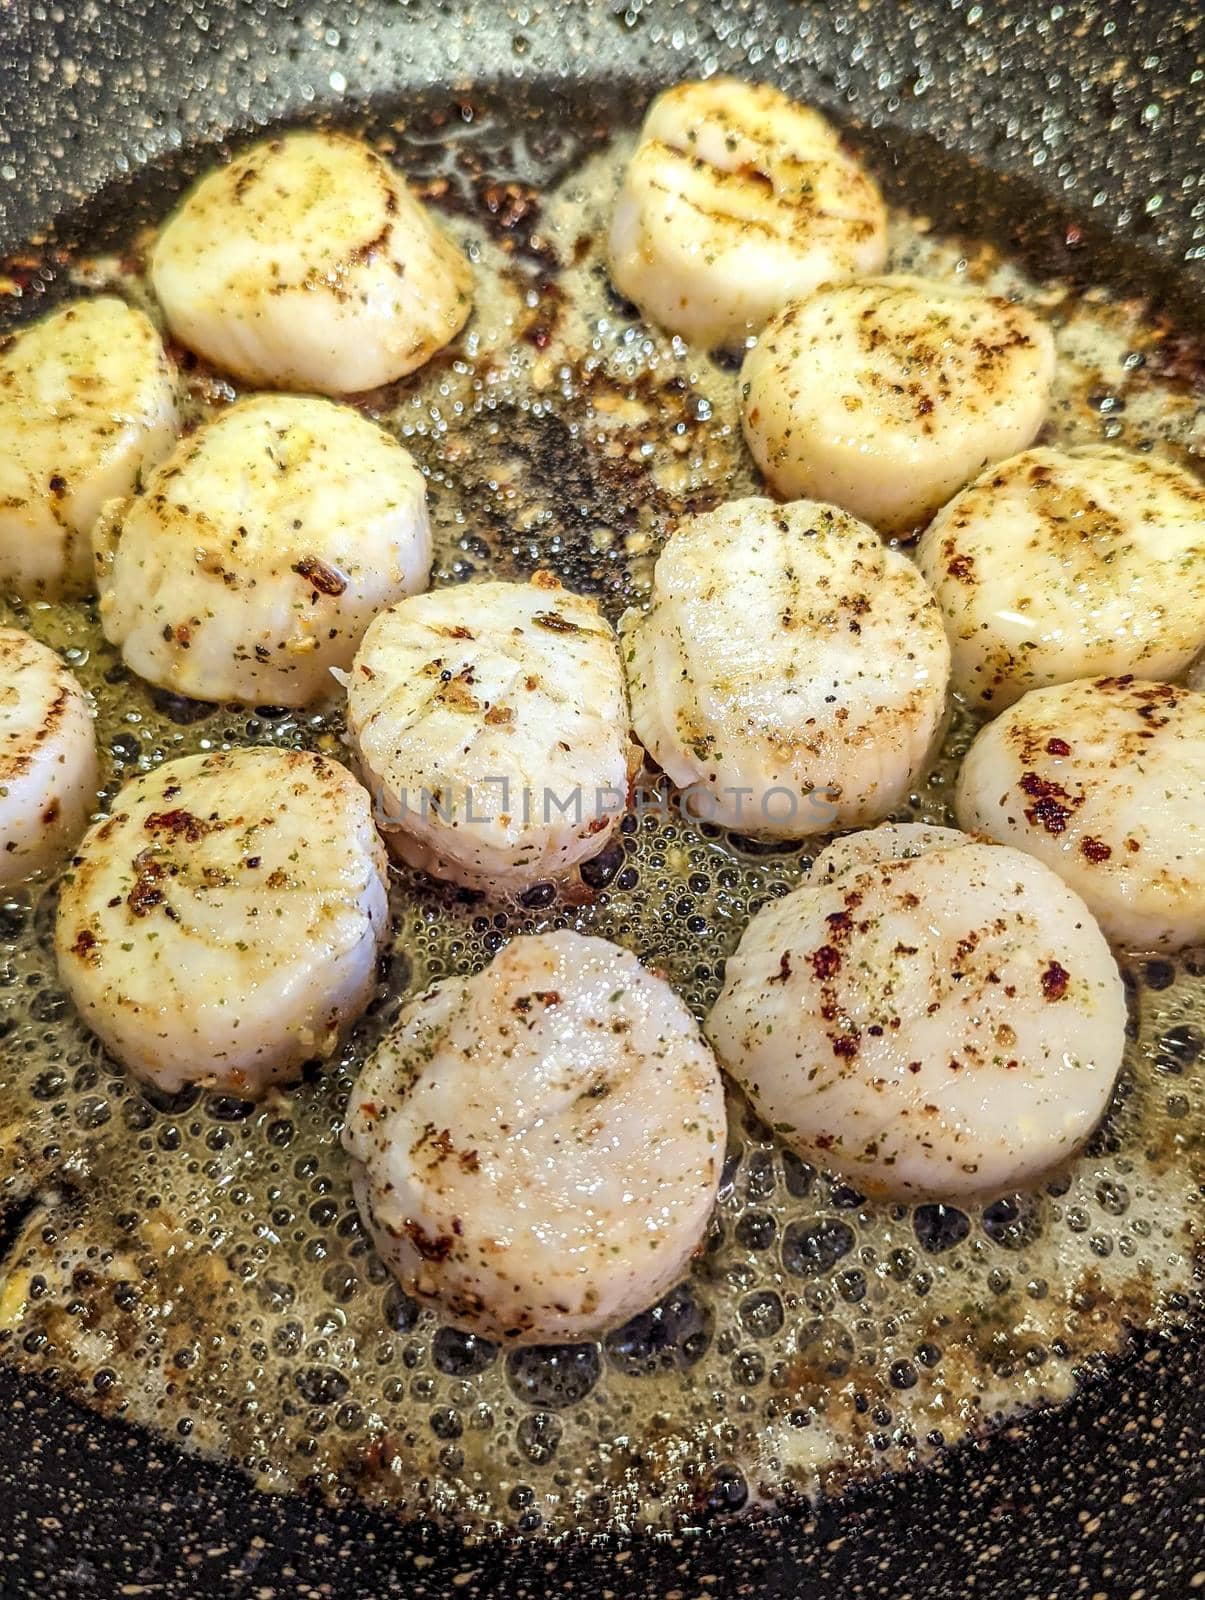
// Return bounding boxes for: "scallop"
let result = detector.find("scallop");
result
[740,277,1056,535]
[150,130,473,394]
[608,77,887,348]
[956,676,1205,953]
[0,628,98,886]
[706,826,1125,1198]
[916,446,1205,709]
[343,929,727,1344]
[346,574,635,890]
[55,747,389,1096]
[622,498,950,836]
[0,297,177,599]
[93,393,431,707]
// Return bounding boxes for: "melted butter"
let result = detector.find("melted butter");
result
[0,106,1200,1535]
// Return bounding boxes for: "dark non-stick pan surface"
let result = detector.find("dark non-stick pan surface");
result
[0,3,1202,1596]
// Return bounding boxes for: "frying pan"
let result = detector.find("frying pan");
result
[0,1,1202,1595]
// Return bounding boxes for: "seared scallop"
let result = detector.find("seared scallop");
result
[93,394,431,707]
[150,130,473,393]
[955,676,1205,953]
[0,629,98,886]
[916,446,1205,709]
[706,826,1125,1198]
[346,574,634,890]
[343,929,726,1343]
[609,77,887,348]
[740,277,1056,535]
[0,298,177,599]
[622,498,950,836]
[56,747,389,1096]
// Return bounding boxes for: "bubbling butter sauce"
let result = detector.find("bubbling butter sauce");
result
[0,100,1201,1536]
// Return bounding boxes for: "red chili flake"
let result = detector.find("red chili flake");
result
[809,945,841,980]
[1041,961,1070,1001]
[144,808,211,842]
[127,853,167,918]
[831,1033,860,1059]
[1080,837,1112,863]
[1045,737,1072,756]
[1019,771,1074,834]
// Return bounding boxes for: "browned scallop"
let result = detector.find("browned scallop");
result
[94,394,431,707]
[740,277,1056,535]
[707,827,1125,1198]
[609,78,887,347]
[151,130,473,393]
[0,628,98,885]
[343,930,726,1343]
[623,497,950,835]
[917,446,1205,709]
[956,676,1205,952]
[0,298,177,599]
[55,747,389,1095]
